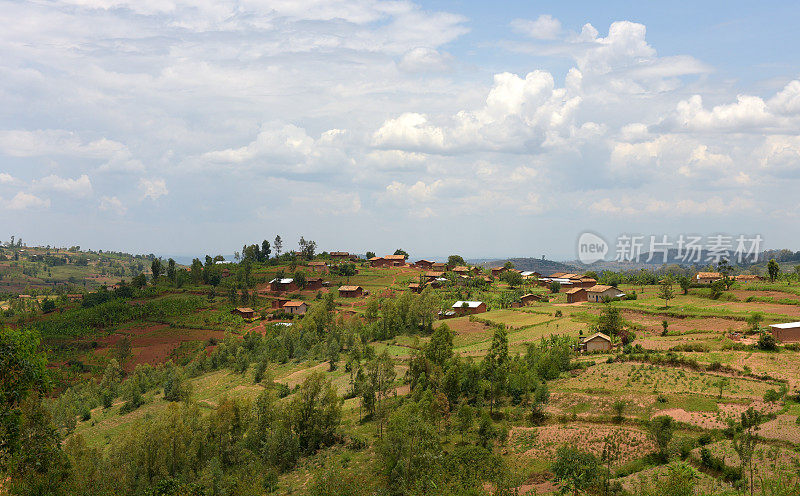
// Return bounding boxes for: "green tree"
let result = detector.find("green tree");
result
[503,271,524,288]
[393,249,409,258]
[596,306,623,337]
[551,445,600,496]
[290,372,341,454]
[746,311,764,331]
[483,326,509,414]
[447,255,466,267]
[612,400,626,423]
[0,327,50,466]
[167,258,176,284]
[425,324,454,367]
[731,407,762,496]
[657,277,675,308]
[549,281,561,294]
[678,275,691,295]
[190,258,203,284]
[150,258,163,284]
[261,239,271,260]
[456,403,473,442]
[648,415,675,462]
[298,237,316,260]
[274,235,283,257]
[768,258,780,282]
[377,399,441,495]
[365,251,376,259]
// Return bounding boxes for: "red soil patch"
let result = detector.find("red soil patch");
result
[92,324,226,372]
[447,318,493,335]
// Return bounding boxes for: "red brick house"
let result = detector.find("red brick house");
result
[272,298,290,309]
[415,259,435,270]
[424,271,445,282]
[269,278,298,292]
[451,300,487,316]
[369,256,391,268]
[384,254,407,266]
[431,262,446,271]
[769,322,800,343]
[330,251,351,262]
[491,267,506,277]
[520,293,544,306]
[408,282,423,293]
[695,272,723,284]
[338,285,364,298]
[231,307,256,320]
[566,288,588,303]
[452,266,470,275]
[305,277,324,290]
[308,261,329,273]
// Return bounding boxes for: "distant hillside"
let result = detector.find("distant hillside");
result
[477,257,579,274]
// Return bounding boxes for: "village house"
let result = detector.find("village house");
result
[272,298,290,309]
[695,272,723,284]
[451,300,487,316]
[231,307,256,321]
[520,293,543,306]
[330,251,351,262]
[282,301,308,315]
[305,277,324,290]
[566,287,588,303]
[491,267,506,277]
[769,322,800,343]
[735,274,763,282]
[408,282,423,293]
[384,254,407,266]
[414,259,435,270]
[369,256,391,268]
[452,266,470,275]
[431,262,447,271]
[424,271,445,282]
[308,261,329,273]
[578,277,597,288]
[338,285,364,298]
[586,285,625,302]
[581,332,613,352]
[269,277,297,292]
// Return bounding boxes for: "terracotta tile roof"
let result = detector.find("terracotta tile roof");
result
[566,288,586,294]
[453,266,469,272]
[369,256,383,261]
[586,285,620,293]
[385,254,407,260]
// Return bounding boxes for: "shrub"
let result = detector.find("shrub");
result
[758,332,777,351]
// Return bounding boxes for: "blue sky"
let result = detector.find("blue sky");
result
[2,0,800,261]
